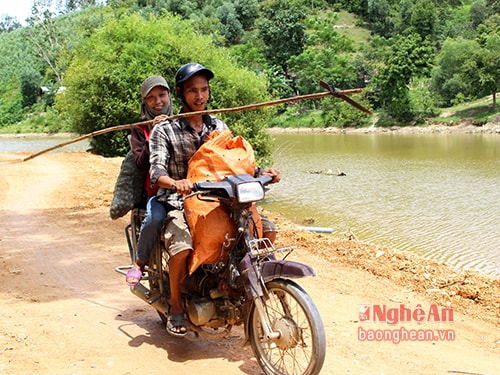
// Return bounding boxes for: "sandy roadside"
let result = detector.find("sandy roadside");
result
[0,124,498,374]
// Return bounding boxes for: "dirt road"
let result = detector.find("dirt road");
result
[0,151,498,374]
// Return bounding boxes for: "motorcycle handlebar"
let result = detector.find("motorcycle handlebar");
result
[257,174,273,185]
[192,173,273,192]
[176,174,274,202]
[192,179,230,192]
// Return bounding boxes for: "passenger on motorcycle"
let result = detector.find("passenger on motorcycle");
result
[125,76,173,286]
[149,63,280,337]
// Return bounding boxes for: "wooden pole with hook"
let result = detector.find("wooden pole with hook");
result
[21,87,370,162]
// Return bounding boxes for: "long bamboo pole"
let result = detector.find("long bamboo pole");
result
[21,88,369,162]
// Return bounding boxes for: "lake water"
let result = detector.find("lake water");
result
[0,136,90,153]
[2,133,499,278]
[263,132,500,279]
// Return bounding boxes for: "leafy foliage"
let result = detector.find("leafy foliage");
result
[0,27,43,124]
[55,12,273,160]
[431,32,500,109]
[431,38,481,106]
[257,1,308,73]
[20,71,43,107]
[289,12,358,96]
[373,33,435,121]
[0,15,22,33]
[0,0,499,141]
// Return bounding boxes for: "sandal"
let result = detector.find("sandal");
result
[166,313,188,337]
[125,268,142,286]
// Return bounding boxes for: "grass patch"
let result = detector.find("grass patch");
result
[271,110,325,128]
[0,109,72,135]
[335,10,359,25]
[434,94,499,125]
[334,11,371,48]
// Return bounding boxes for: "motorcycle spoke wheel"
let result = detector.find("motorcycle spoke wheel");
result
[249,279,325,375]
[148,240,170,325]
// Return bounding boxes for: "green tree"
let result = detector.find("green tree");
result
[335,0,369,17]
[0,15,22,33]
[476,32,500,109]
[434,4,476,43]
[470,0,490,28]
[20,71,43,107]
[257,1,307,73]
[263,66,295,99]
[411,0,437,40]
[215,3,244,45]
[367,0,394,38]
[234,0,260,30]
[64,0,99,12]
[486,0,500,13]
[396,0,414,34]
[431,37,481,106]
[56,12,273,161]
[0,25,45,126]
[373,33,434,120]
[229,42,267,73]
[24,1,71,87]
[408,77,437,122]
[289,13,357,96]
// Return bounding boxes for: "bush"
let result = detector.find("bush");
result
[19,106,72,133]
[409,78,438,122]
[320,96,372,128]
[20,71,42,108]
[56,12,273,161]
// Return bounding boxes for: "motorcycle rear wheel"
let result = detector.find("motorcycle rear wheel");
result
[148,239,170,325]
[249,279,326,375]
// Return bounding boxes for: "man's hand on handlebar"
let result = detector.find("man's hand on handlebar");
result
[262,168,281,184]
[172,179,193,195]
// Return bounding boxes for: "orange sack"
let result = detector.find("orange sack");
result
[185,129,262,274]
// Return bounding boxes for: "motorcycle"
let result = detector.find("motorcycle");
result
[116,173,326,375]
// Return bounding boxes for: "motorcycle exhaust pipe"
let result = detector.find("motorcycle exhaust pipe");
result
[130,283,169,315]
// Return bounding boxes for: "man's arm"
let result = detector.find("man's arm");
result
[149,123,193,195]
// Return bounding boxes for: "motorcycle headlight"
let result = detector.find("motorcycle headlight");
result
[236,181,265,203]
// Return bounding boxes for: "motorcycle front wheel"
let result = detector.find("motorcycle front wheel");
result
[249,279,326,375]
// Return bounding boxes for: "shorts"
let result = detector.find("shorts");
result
[163,210,276,256]
[163,209,193,257]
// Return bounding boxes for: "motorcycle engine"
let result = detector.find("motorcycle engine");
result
[185,298,216,326]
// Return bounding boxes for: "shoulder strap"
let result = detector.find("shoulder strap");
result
[137,125,152,141]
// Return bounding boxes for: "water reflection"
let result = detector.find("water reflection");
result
[264,133,500,278]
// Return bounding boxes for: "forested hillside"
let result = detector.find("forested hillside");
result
[0,0,498,158]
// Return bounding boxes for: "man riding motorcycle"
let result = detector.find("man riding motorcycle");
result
[148,63,280,336]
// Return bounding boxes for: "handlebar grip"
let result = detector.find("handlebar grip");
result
[192,180,230,192]
[192,181,210,191]
[258,174,273,185]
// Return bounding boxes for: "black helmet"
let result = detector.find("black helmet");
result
[175,63,214,87]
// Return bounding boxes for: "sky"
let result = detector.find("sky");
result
[0,1,106,24]
[0,0,34,23]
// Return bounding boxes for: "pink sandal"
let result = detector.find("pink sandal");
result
[125,268,142,286]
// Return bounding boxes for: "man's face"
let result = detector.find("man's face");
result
[182,74,210,112]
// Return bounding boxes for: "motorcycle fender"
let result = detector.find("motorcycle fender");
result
[260,260,316,282]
